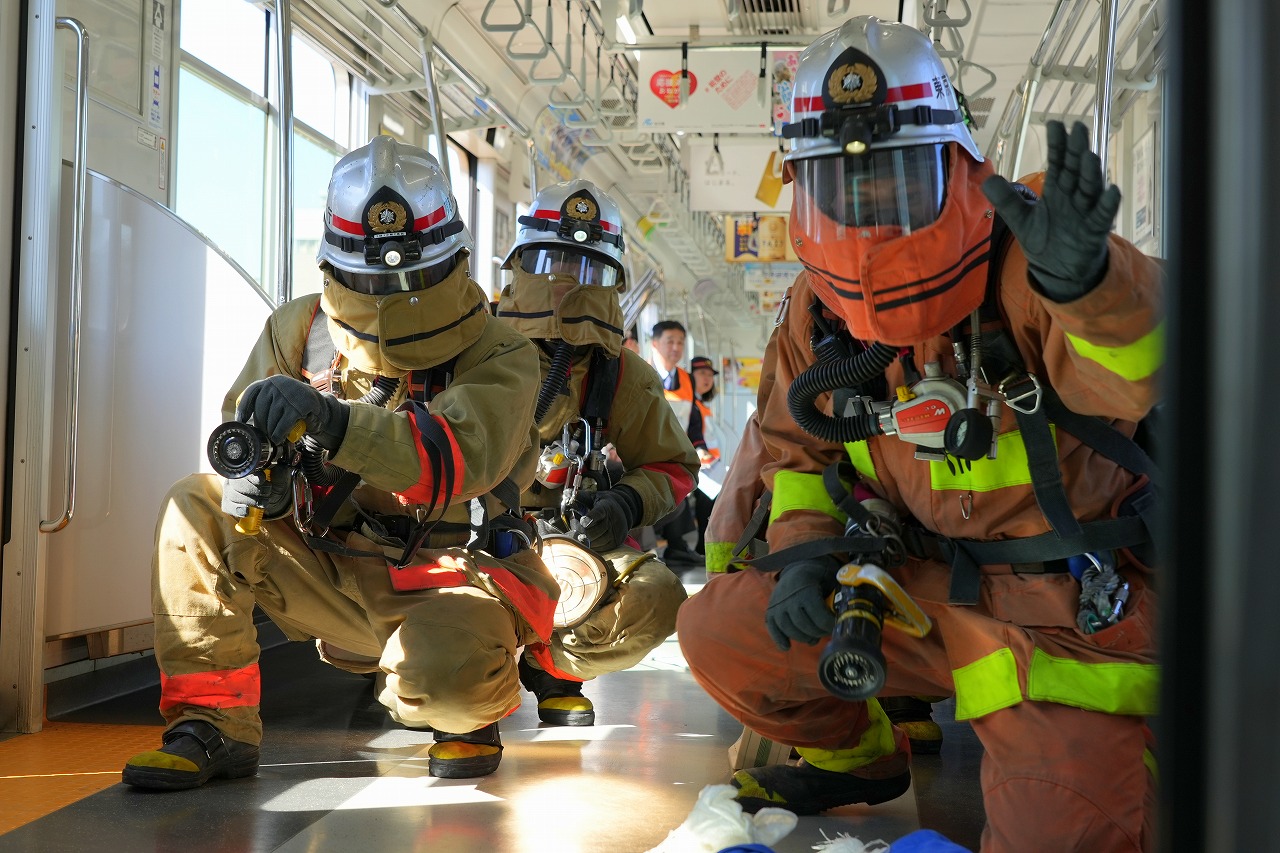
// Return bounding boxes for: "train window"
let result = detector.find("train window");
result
[291,133,341,298]
[178,0,268,97]
[177,1,357,300]
[292,36,350,147]
[175,67,268,286]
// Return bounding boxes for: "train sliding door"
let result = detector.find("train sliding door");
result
[1,0,271,734]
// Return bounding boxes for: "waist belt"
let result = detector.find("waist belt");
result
[902,514,1150,604]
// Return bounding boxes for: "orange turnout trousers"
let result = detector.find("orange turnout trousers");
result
[679,562,1157,853]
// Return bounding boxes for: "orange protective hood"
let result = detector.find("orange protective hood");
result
[792,147,998,346]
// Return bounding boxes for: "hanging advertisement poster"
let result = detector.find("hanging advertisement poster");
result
[742,262,803,292]
[724,357,763,391]
[637,49,772,133]
[532,106,594,182]
[771,50,800,136]
[686,138,792,213]
[724,214,798,263]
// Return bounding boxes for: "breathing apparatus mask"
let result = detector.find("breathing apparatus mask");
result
[781,16,1010,461]
[330,254,462,296]
[316,137,486,374]
[498,180,629,421]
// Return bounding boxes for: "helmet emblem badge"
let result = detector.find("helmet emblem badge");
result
[563,195,598,222]
[367,200,408,234]
[828,62,878,105]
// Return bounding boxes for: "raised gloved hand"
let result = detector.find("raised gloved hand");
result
[765,558,839,651]
[570,485,642,553]
[221,465,292,519]
[236,375,349,451]
[981,120,1122,302]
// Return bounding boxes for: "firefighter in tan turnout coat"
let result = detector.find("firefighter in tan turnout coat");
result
[124,136,556,789]
[496,179,698,726]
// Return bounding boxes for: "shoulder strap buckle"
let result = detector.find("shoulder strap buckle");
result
[999,371,1043,415]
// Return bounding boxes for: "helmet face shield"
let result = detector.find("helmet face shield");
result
[501,179,628,289]
[519,247,621,288]
[332,254,459,295]
[793,144,946,242]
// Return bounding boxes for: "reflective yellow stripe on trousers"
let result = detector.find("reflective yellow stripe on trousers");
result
[953,647,1160,721]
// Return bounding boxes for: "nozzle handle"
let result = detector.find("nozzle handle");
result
[232,465,283,536]
[235,507,265,536]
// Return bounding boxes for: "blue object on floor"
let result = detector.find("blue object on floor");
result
[716,845,776,853]
[890,828,972,851]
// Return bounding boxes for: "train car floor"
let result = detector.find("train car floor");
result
[0,587,985,852]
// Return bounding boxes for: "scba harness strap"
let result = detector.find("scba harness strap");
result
[766,188,1160,603]
[297,304,526,570]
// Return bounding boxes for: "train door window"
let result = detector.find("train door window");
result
[178,0,268,96]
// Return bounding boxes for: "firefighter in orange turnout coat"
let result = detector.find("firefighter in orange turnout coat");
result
[677,17,1163,852]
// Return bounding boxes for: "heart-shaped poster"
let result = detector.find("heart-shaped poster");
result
[649,70,697,108]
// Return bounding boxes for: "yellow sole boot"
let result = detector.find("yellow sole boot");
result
[428,723,503,778]
[122,720,259,791]
[518,654,595,726]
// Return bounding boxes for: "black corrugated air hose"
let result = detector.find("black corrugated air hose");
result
[535,340,575,425]
[787,342,898,443]
[300,374,403,486]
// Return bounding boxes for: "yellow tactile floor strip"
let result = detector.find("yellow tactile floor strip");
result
[0,722,164,835]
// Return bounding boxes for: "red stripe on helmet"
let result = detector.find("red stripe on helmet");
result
[886,82,934,102]
[793,82,935,115]
[414,206,447,231]
[601,220,619,233]
[533,209,561,221]
[330,213,364,235]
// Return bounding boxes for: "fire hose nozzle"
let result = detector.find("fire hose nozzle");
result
[817,563,931,701]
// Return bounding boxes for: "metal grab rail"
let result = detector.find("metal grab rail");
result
[42,17,89,533]
[275,0,294,302]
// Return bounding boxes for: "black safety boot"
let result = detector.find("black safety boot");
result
[881,695,944,755]
[122,720,260,791]
[428,723,503,778]
[731,761,911,815]
[518,653,595,726]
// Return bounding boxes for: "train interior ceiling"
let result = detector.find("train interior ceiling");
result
[0,0,1180,851]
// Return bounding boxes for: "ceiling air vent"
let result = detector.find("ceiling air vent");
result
[725,0,803,36]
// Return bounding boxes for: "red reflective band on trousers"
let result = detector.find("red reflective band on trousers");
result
[159,664,261,713]
[490,562,558,642]
[390,559,557,644]
[678,570,1155,853]
[524,643,583,683]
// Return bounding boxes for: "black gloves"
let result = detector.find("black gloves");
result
[765,558,839,651]
[221,465,292,519]
[570,485,642,553]
[236,375,350,452]
[981,120,1122,303]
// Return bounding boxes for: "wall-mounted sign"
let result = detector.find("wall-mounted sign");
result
[637,49,772,133]
[724,214,798,263]
[686,138,792,213]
